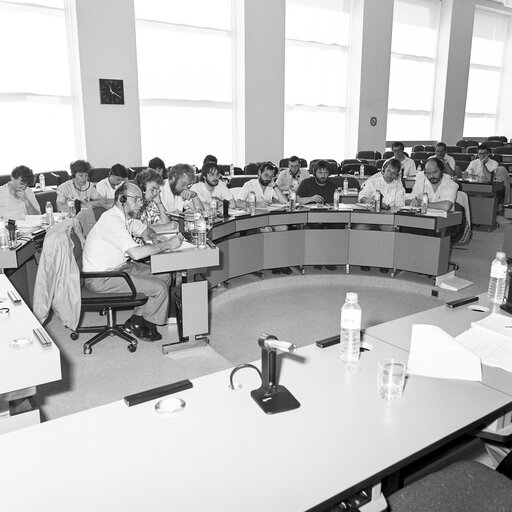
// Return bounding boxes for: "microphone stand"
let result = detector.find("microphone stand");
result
[250,334,301,414]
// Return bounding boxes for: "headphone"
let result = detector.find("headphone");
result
[120,195,127,204]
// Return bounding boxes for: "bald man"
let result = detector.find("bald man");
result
[82,182,182,342]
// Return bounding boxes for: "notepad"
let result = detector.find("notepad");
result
[435,271,473,291]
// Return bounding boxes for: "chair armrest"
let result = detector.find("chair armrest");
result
[81,271,138,300]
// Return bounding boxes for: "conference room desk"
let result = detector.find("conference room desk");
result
[1,337,510,512]
[457,181,504,231]
[364,293,512,398]
[205,208,461,286]
[0,275,61,434]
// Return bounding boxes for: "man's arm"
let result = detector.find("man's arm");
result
[480,160,494,182]
[276,171,289,191]
[427,200,453,211]
[126,231,182,260]
[181,189,204,212]
[270,182,287,204]
[296,181,323,204]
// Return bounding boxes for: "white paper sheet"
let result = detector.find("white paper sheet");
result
[471,312,512,341]
[407,324,482,381]
[456,328,512,372]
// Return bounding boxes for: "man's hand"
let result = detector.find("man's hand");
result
[153,190,162,205]
[311,194,324,204]
[15,189,27,200]
[410,197,421,207]
[159,234,183,252]
[180,190,197,201]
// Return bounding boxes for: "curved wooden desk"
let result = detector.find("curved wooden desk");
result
[205,207,461,287]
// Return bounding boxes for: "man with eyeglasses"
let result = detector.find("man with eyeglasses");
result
[466,144,511,204]
[392,141,417,178]
[83,182,183,342]
[160,163,204,214]
[408,157,458,211]
[0,165,41,220]
[358,158,406,208]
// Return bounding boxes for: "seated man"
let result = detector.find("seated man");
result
[358,158,406,209]
[83,182,182,342]
[236,162,287,208]
[434,142,458,178]
[95,163,128,200]
[160,163,204,214]
[297,160,337,205]
[392,141,417,177]
[0,165,40,220]
[56,159,105,212]
[191,162,235,210]
[276,155,310,191]
[408,157,458,211]
[466,144,511,204]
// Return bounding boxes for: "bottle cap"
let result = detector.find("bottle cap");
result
[497,251,506,259]
[346,292,358,301]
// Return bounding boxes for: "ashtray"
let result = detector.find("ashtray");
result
[10,337,33,349]
[154,397,186,416]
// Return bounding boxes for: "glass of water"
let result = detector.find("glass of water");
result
[377,359,406,401]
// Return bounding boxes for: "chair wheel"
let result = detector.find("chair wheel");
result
[127,344,137,353]
[70,332,79,340]
[84,346,92,355]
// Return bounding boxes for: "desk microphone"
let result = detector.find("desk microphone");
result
[264,339,296,353]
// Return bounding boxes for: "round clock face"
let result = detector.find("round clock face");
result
[99,79,124,105]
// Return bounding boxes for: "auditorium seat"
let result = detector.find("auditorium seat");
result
[487,136,508,143]
[89,168,110,183]
[339,159,368,168]
[309,159,339,174]
[341,163,378,176]
[445,145,461,153]
[279,157,307,168]
[355,150,381,162]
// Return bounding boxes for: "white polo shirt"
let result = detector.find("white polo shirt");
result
[190,181,234,205]
[358,173,406,207]
[0,183,41,220]
[401,157,418,178]
[411,172,458,209]
[238,179,278,203]
[82,206,146,271]
[466,158,499,182]
[95,177,122,199]
[160,179,185,213]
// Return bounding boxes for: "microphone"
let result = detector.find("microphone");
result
[264,339,296,353]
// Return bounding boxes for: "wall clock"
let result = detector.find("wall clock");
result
[99,79,124,105]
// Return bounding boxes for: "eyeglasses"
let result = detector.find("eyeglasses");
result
[125,194,144,203]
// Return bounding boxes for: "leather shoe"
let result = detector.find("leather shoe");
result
[325,265,336,271]
[271,269,281,274]
[360,266,371,271]
[280,267,293,275]
[144,325,162,342]
[122,317,154,342]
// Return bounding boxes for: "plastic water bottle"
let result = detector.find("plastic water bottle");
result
[67,197,76,218]
[291,178,299,192]
[45,201,54,227]
[39,174,46,191]
[343,178,349,195]
[359,164,365,177]
[289,189,296,211]
[374,190,381,212]
[196,215,207,249]
[209,199,217,224]
[333,188,340,210]
[340,292,361,363]
[247,191,256,215]
[230,163,234,177]
[488,251,508,304]
[421,193,429,215]
[0,223,8,250]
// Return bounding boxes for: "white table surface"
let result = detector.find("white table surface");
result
[0,274,61,395]
[364,293,512,397]
[0,337,509,512]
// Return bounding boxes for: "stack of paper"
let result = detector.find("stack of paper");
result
[455,313,512,372]
[407,324,482,381]
[435,271,473,291]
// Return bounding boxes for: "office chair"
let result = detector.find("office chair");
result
[37,170,70,186]
[309,159,339,174]
[355,150,382,162]
[486,141,505,150]
[445,145,461,153]
[466,146,478,155]
[341,163,378,176]
[89,167,110,183]
[217,164,243,176]
[450,153,472,162]
[411,152,430,160]
[487,136,508,143]
[411,144,424,152]
[339,158,368,168]
[278,157,307,168]
[375,158,386,170]
[387,455,512,512]
[331,175,360,191]
[34,190,58,212]
[424,145,436,153]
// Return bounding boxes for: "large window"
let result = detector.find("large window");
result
[463,10,508,138]
[134,0,234,167]
[284,0,350,163]
[0,0,78,173]
[386,0,440,141]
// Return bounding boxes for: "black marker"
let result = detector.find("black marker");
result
[445,296,478,308]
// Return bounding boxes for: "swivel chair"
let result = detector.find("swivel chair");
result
[387,454,512,512]
[341,163,378,176]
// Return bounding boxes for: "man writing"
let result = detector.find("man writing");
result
[358,158,405,208]
[83,182,182,342]
[408,157,458,211]
[160,163,204,214]
[297,160,337,204]
[276,155,310,191]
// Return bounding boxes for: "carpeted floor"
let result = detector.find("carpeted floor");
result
[38,218,509,422]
